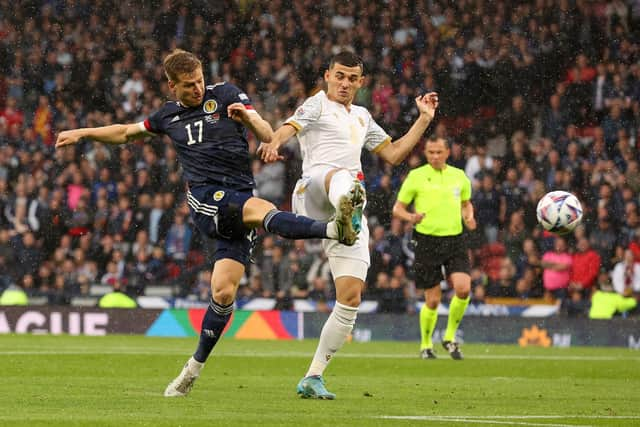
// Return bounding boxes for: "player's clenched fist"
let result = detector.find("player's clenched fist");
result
[227,102,250,122]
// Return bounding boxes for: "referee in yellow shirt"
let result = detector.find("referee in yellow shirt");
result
[393,136,476,360]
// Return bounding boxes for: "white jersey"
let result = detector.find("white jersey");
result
[285,90,390,175]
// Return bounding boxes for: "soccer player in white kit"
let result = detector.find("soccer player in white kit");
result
[259,51,439,399]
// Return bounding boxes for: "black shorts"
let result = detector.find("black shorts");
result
[413,231,470,289]
[187,184,256,265]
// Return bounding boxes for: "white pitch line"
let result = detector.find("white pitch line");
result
[380,415,640,420]
[0,348,639,362]
[458,416,640,420]
[378,416,591,427]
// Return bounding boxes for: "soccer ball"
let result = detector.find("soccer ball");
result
[536,191,583,235]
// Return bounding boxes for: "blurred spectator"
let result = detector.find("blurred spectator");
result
[367,173,395,228]
[307,277,332,312]
[165,214,192,267]
[253,159,286,208]
[541,237,572,301]
[486,257,517,298]
[611,250,640,298]
[589,214,618,271]
[503,211,527,264]
[499,95,534,140]
[465,143,493,187]
[472,172,502,244]
[569,237,601,295]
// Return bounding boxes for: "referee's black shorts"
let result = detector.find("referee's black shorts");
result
[413,231,470,289]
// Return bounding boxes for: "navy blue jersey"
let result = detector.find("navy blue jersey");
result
[143,82,255,190]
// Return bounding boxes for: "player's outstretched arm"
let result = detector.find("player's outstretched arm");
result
[257,123,296,163]
[228,102,274,143]
[377,92,439,165]
[55,123,148,148]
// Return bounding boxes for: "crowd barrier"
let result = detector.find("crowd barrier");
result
[2,307,639,349]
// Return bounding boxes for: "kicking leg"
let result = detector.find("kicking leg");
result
[326,169,365,234]
[244,197,358,245]
[164,258,244,397]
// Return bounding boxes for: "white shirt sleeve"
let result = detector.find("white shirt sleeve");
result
[285,95,322,132]
[633,265,640,292]
[611,264,624,294]
[363,114,391,152]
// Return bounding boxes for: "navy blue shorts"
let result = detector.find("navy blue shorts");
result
[187,184,256,265]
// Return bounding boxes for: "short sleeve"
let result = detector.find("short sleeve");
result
[285,95,322,132]
[141,108,166,134]
[363,114,391,153]
[396,171,418,205]
[225,83,255,112]
[461,173,472,202]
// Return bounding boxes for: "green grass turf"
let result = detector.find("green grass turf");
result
[0,335,639,426]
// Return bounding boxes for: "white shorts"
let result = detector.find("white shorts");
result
[291,168,370,281]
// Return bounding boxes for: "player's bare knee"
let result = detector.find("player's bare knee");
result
[425,297,440,309]
[211,276,238,305]
[243,197,276,226]
[456,288,471,299]
[212,285,236,305]
[452,275,471,298]
[338,294,361,307]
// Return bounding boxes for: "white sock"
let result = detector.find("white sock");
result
[187,356,205,375]
[305,301,359,377]
[326,221,338,239]
[327,169,355,209]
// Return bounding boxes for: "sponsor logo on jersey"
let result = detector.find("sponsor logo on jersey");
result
[205,113,220,125]
[203,99,218,114]
[213,190,225,201]
[170,115,180,123]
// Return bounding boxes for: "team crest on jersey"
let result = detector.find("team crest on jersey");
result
[203,99,218,114]
[213,190,225,201]
[358,117,364,127]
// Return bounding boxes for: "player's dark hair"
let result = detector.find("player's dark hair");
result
[427,135,451,149]
[329,51,364,74]
[163,49,202,82]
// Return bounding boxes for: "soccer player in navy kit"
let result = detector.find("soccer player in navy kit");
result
[56,49,359,397]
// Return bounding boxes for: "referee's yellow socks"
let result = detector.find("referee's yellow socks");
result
[419,304,438,350]
[444,295,470,342]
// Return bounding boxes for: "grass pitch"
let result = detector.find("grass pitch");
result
[1,335,639,426]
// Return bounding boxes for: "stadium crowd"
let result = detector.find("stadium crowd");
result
[1,0,640,316]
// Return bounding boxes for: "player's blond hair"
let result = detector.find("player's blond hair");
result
[163,49,202,82]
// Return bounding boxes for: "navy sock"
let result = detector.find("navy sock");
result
[263,210,327,239]
[193,298,233,363]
